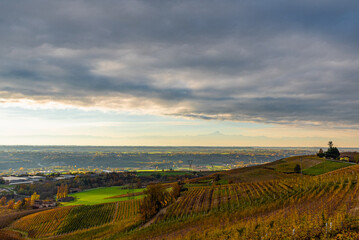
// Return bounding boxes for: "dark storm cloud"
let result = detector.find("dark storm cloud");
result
[0,0,358,127]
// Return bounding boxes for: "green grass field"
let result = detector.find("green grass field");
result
[61,186,144,206]
[302,160,353,175]
[270,155,324,173]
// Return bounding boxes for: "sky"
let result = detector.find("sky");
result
[0,0,358,147]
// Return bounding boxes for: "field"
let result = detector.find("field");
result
[186,155,325,184]
[10,199,142,238]
[114,165,359,240]
[61,186,144,206]
[269,155,324,172]
[4,155,359,239]
[302,160,353,175]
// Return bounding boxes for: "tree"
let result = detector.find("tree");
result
[136,179,142,189]
[317,148,324,158]
[171,182,182,199]
[7,199,15,209]
[294,164,301,173]
[139,184,173,220]
[214,174,220,182]
[30,192,40,205]
[14,200,22,210]
[56,184,68,200]
[325,141,340,159]
[0,196,6,206]
[21,198,31,209]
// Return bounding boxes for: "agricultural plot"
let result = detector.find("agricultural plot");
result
[120,165,359,240]
[164,181,293,219]
[61,186,144,206]
[302,160,353,175]
[11,206,74,238]
[164,164,359,223]
[0,208,47,229]
[8,158,359,240]
[11,199,142,237]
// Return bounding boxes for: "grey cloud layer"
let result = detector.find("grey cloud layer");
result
[0,0,358,126]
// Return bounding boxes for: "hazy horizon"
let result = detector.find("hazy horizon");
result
[0,145,358,150]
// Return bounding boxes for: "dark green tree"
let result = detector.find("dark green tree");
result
[214,174,220,182]
[325,141,340,159]
[317,148,324,158]
[294,164,301,173]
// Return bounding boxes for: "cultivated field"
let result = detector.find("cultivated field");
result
[3,156,359,239]
[10,199,142,238]
[61,186,144,206]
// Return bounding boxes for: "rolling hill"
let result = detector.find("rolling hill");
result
[1,155,359,239]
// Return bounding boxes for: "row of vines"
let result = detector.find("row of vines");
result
[11,199,142,238]
[139,165,359,239]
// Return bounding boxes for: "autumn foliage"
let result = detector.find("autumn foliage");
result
[56,184,68,200]
[139,183,173,220]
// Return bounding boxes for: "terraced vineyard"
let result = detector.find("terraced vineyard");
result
[11,199,142,238]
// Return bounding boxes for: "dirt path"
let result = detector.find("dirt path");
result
[141,196,183,229]
[141,206,168,229]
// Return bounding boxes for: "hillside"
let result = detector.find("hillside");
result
[1,156,359,239]
[188,155,351,184]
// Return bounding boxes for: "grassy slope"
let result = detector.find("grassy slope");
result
[61,186,144,206]
[189,155,324,183]
[267,155,324,172]
[302,160,353,175]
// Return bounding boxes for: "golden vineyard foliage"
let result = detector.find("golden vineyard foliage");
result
[118,165,359,240]
[8,163,359,240]
[10,199,142,238]
[11,206,74,238]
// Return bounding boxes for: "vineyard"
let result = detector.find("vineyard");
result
[164,180,294,219]
[117,164,359,240]
[5,159,359,239]
[11,206,74,238]
[0,208,48,229]
[10,199,142,238]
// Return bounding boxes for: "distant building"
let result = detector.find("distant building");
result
[54,174,75,181]
[3,176,45,185]
[33,200,57,208]
[340,152,359,162]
